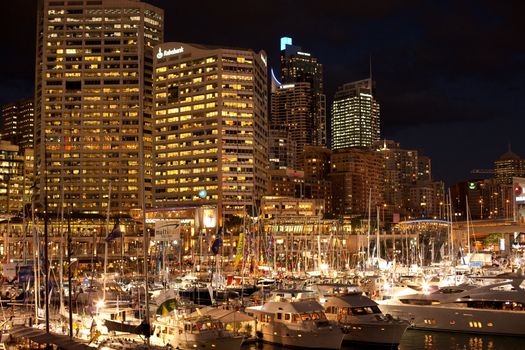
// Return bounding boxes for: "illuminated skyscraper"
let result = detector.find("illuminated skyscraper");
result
[152,42,268,216]
[495,146,525,185]
[1,98,34,150]
[331,78,380,149]
[279,37,326,148]
[0,141,33,215]
[34,0,163,215]
[270,82,312,168]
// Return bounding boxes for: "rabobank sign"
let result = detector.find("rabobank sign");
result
[156,46,184,59]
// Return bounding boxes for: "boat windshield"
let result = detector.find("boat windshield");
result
[349,306,381,315]
[299,312,327,321]
[466,300,525,311]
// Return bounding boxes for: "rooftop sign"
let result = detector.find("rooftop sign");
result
[157,46,184,59]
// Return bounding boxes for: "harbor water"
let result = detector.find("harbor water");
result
[242,329,523,350]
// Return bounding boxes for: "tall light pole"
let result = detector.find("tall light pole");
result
[479,199,483,220]
[3,174,10,262]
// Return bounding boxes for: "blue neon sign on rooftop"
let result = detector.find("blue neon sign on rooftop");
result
[280,36,292,51]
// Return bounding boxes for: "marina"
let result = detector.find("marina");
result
[0,203,525,349]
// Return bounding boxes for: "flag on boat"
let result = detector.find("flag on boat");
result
[105,219,122,242]
[211,226,223,255]
[234,232,244,267]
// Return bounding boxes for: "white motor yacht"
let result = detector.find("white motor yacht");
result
[312,284,410,346]
[150,309,243,350]
[378,278,525,336]
[245,289,344,349]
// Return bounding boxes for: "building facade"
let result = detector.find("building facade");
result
[270,82,313,169]
[152,42,268,217]
[0,142,33,215]
[374,140,418,220]
[329,148,384,216]
[1,99,34,150]
[34,0,163,216]
[302,145,331,214]
[279,37,326,148]
[495,146,525,185]
[331,78,380,150]
[268,128,296,170]
[267,169,305,198]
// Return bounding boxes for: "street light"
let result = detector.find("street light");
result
[479,199,483,220]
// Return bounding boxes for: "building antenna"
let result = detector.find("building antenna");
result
[369,54,373,84]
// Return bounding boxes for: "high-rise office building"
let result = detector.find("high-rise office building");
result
[303,145,331,213]
[329,148,384,216]
[331,78,380,150]
[417,155,432,182]
[152,42,268,216]
[495,146,525,185]
[34,0,163,215]
[279,37,326,148]
[0,141,33,215]
[270,82,312,168]
[268,128,296,170]
[1,98,34,150]
[374,140,418,217]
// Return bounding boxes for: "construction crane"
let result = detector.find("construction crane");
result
[471,169,495,174]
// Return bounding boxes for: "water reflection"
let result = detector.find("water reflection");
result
[242,329,522,350]
[398,330,517,350]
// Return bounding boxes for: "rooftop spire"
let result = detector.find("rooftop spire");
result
[369,54,373,82]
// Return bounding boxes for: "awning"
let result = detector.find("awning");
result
[190,307,255,323]
[9,325,94,350]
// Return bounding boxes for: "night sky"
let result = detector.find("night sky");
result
[1,0,524,186]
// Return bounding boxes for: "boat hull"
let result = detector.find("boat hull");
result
[168,334,244,350]
[257,323,344,349]
[341,321,409,345]
[379,303,525,336]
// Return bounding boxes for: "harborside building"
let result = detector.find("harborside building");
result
[34,0,163,216]
[152,42,268,217]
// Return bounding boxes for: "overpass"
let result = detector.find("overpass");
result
[452,219,525,237]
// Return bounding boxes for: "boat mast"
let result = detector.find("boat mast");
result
[58,184,64,319]
[31,184,39,326]
[67,204,73,337]
[103,182,111,301]
[447,189,454,263]
[367,188,372,265]
[465,195,471,256]
[44,171,50,335]
[376,205,380,263]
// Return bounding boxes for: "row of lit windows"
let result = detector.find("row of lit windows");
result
[45,104,139,110]
[163,185,218,193]
[46,144,139,151]
[155,66,217,79]
[156,148,218,158]
[157,194,220,201]
[45,115,138,122]
[155,139,217,150]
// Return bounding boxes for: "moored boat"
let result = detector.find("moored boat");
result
[378,278,525,336]
[245,289,344,349]
[312,283,410,346]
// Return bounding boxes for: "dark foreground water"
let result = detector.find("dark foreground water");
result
[243,329,523,350]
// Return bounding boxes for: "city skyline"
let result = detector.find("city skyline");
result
[0,0,524,186]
